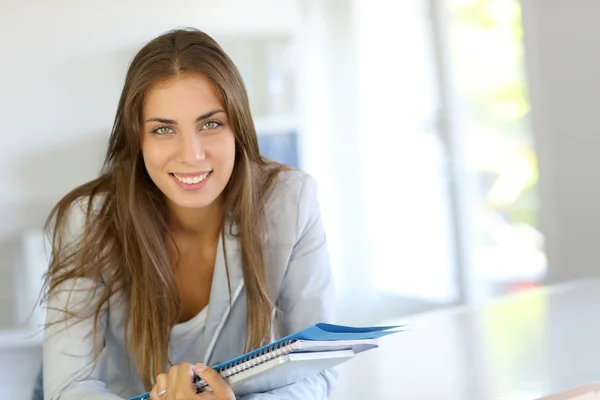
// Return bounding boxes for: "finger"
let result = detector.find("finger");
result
[194,363,234,400]
[173,362,198,399]
[168,365,179,400]
[156,373,168,398]
[166,366,179,400]
[150,385,159,400]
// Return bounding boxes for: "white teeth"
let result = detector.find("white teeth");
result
[174,172,210,185]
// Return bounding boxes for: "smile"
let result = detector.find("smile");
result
[171,171,211,184]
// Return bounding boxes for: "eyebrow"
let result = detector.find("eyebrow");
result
[144,109,225,124]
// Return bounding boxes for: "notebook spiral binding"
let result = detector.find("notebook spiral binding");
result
[195,339,299,392]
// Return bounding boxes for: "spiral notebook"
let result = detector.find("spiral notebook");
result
[129,322,404,399]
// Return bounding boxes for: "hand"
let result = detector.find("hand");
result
[150,362,235,400]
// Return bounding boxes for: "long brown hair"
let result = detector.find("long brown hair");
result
[42,27,285,389]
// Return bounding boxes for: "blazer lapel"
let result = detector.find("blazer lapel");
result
[202,229,244,364]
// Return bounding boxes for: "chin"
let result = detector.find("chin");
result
[170,193,219,210]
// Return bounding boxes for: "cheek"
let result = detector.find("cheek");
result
[141,142,168,172]
[212,133,236,166]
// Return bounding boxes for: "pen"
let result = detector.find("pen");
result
[127,374,207,400]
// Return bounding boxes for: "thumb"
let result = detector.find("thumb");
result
[194,363,234,399]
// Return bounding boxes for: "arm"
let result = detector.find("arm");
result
[240,174,338,399]
[43,202,122,400]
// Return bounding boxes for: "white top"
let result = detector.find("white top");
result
[105,306,209,397]
[169,307,209,363]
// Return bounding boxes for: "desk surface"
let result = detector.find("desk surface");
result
[331,278,600,400]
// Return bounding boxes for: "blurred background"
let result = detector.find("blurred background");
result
[2,0,599,398]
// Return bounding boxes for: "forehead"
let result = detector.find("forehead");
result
[143,73,223,117]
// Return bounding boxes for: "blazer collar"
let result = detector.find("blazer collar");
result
[202,228,244,364]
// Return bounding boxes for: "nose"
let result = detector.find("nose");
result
[178,132,205,165]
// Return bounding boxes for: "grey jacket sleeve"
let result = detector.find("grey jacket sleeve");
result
[43,202,122,400]
[240,174,338,399]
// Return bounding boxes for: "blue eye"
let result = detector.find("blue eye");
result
[152,126,175,135]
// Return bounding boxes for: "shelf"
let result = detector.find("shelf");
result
[0,328,42,350]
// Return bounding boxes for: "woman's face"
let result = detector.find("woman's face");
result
[141,73,236,211]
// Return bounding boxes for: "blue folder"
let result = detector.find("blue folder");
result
[129,322,405,400]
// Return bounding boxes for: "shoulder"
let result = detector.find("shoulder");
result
[264,168,321,240]
[267,168,319,212]
[271,167,319,202]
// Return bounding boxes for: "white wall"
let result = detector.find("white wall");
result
[2,0,463,325]
[521,0,600,284]
[0,0,301,239]
[0,0,311,335]
[354,0,458,302]
[2,0,387,329]
[0,1,461,396]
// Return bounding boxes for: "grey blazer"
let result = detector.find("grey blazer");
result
[33,170,337,399]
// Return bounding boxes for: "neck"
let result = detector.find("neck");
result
[166,198,224,240]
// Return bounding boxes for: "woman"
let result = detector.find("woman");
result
[36,27,336,400]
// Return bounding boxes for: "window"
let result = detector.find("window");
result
[444,0,545,300]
